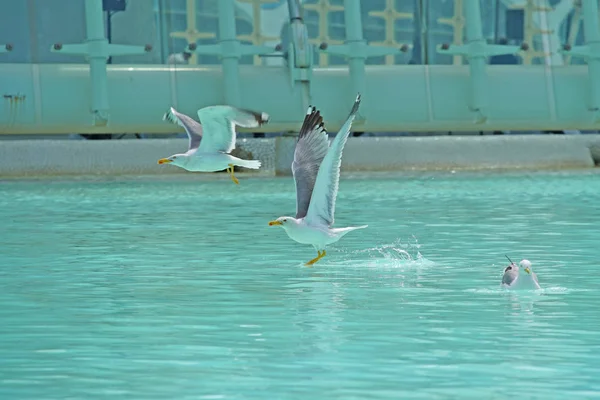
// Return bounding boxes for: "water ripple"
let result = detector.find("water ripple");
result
[1,171,600,399]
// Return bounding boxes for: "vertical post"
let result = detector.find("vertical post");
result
[85,0,110,124]
[284,0,312,110]
[286,0,311,70]
[273,0,314,176]
[185,0,198,64]
[287,0,301,20]
[581,0,600,112]
[343,0,366,98]
[51,0,151,127]
[218,0,241,106]
[463,0,486,121]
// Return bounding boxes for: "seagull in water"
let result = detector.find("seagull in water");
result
[158,105,269,184]
[268,93,367,266]
[501,257,541,290]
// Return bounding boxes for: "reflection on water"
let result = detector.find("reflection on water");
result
[1,170,600,399]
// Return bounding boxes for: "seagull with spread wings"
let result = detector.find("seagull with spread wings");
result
[268,94,367,266]
[158,105,269,184]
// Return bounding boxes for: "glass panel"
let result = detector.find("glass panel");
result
[424,0,589,67]
[562,5,585,65]
[488,0,583,67]
[426,0,463,65]
[0,0,31,63]
[154,0,291,66]
[155,0,219,65]
[363,0,418,66]
[303,0,346,67]
[302,0,420,66]
[107,0,160,64]
[0,0,86,64]
[33,0,86,63]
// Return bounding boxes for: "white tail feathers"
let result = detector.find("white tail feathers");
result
[235,159,262,170]
[347,225,369,232]
[332,225,368,239]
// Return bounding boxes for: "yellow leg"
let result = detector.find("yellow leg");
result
[227,164,239,185]
[305,250,326,267]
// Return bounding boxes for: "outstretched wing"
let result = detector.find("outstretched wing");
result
[163,107,203,152]
[197,105,270,153]
[304,93,361,226]
[292,106,329,219]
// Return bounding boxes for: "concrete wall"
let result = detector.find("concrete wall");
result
[0,135,598,178]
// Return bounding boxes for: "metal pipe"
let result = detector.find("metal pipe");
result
[106,10,112,64]
[463,0,486,118]
[287,0,302,21]
[217,0,241,106]
[285,0,312,112]
[84,0,110,124]
[343,0,366,97]
[581,0,600,111]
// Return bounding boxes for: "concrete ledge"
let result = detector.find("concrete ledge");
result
[340,134,599,172]
[0,138,273,178]
[0,135,598,178]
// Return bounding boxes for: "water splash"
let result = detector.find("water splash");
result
[326,236,436,269]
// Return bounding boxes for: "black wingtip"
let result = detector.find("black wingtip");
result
[163,107,175,123]
[349,92,361,116]
[298,105,324,140]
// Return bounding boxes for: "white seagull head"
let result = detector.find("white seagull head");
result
[268,216,300,231]
[519,259,532,275]
[158,153,189,167]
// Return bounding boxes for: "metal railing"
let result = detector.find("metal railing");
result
[2,0,600,134]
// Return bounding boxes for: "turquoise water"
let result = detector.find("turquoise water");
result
[1,170,599,399]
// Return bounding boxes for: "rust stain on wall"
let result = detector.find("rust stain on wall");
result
[3,93,26,127]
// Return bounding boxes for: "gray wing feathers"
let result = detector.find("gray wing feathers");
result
[230,107,270,128]
[305,93,361,226]
[163,107,203,151]
[502,268,518,286]
[197,105,270,153]
[292,106,329,219]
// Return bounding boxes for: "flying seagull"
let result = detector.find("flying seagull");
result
[158,105,269,184]
[268,93,367,266]
[502,258,541,290]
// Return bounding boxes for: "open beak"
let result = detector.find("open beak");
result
[524,267,531,274]
[158,158,172,165]
[268,220,282,226]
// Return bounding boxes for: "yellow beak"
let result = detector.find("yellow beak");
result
[268,220,282,226]
[524,267,531,274]
[158,158,172,165]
